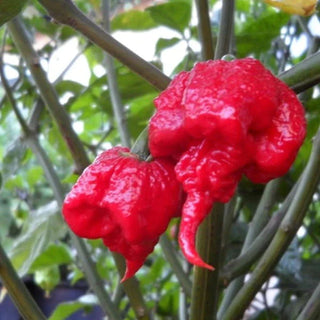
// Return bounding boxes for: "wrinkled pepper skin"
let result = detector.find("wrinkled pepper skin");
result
[149,58,306,269]
[63,147,182,281]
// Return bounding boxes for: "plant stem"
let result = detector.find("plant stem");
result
[0,243,47,320]
[220,181,298,284]
[71,236,122,320]
[223,126,320,319]
[179,279,188,320]
[218,179,280,317]
[112,253,150,320]
[214,0,235,60]
[195,0,214,60]
[159,235,192,296]
[37,0,171,91]
[279,51,320,93]
[221,196,237,259]
[102,0,131,148]
[245,179,281,243]
[131,127,149,159]
[190,203,224,320]
[7,16,90,174]
[296,281,320,320]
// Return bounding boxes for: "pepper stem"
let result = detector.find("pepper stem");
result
[190,203,225,320]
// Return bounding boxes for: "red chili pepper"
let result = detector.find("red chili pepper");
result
[63,147,182,281]
[149,58,306,269]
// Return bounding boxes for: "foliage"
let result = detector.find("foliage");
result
[0,0,320,319]
[0,0,27,27]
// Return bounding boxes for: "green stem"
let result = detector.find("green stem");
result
[112,253,150,320]
[214,0,235,60]
[220,181,298,284]
[7,16,90,174]
[28,99,45,132]
[0,243,47,320]
[71,236,122,320]
[218,179,280,317]
[221,196,237,259]
[179,281,188,320]
[223,127,320,320]
[112,282,124,307]
[131,127,149,159]
[190,203,224,320]
[296,281,320,320]
[244,179,281,243]
[102,0,131,148]
[279,51,320,93]
[36,0,171,91]
[195,0,214,60]
[159,235,192,296]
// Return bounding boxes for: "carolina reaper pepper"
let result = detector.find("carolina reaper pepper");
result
[63,147,182,281]
[149,58,306,269]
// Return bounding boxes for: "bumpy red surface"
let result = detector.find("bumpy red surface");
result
[149,58,306,269]
[63,147,182,281]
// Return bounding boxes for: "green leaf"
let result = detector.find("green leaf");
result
[55,80,85,98]
[111,10,158,31]
[140,255,166,285]
[24,15,58,38]
[30,243,72,271]
[4,174,25,190]
[0,0,27,26]
[26,166,44,186]
[8,201,67,276]
[2,139,27,181]
[61,173,79,184]
[49,302,87,320]
[82,112,105,131]
[34,265,60,293]
[236,11,290,57]
[69,266,84,285]
[47,125,72,163]
[116,65,157,101]
[49,299,96,320]
[155,37,181,55]
[236,0,251,12]
[157,285,179,316]
[147,1,191,33]
[127,92,157,139]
